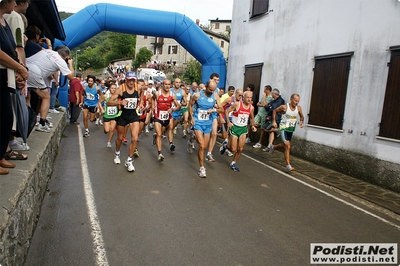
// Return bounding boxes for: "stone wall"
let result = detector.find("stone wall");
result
[0,112,66,266]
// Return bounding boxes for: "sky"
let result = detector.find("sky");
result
[55,0,234,26]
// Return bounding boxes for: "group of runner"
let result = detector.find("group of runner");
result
[80,71,304,177]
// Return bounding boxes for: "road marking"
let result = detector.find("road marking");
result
[78,126,110,265]
[242,153,400,231]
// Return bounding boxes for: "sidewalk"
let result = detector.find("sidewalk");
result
[243,143,400,216]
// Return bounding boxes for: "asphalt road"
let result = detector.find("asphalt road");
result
[24,123,400,266]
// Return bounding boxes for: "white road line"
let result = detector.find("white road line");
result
[242,153,400,231]
[78,126,110,266]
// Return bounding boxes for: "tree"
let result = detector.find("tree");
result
[182,59,202,84]
[132,48,153,69]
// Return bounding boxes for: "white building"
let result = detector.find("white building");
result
[135,19,230,75]
[227,0,400,192]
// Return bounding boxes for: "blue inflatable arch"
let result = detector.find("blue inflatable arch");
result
[54,3,226,108]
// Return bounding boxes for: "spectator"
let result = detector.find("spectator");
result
[26,45,74,132]
[252,85,273,149]
[262,88,285,152]
[0,0,29,175]
[69,72,84,124]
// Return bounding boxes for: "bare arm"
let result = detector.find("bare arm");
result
[298,105,305,128]
[272,104,286,127]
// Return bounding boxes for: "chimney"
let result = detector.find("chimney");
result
[196,19,200,26]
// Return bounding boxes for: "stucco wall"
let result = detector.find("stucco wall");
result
[228,0,400,167]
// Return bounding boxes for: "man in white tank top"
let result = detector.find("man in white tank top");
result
[271,93,305,171]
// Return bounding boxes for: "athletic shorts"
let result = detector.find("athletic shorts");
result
[193,123,212,134]
[171,110,182,120]
[103,117,117,123]
[228,124,248,138]
[139,117,146,123]
[180,106,188,115]
[280,130,294,142]
[116,111,139,126]
[83,104,97,113]
[154,117,170,128]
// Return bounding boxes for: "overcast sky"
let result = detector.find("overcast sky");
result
[55,0,234,25]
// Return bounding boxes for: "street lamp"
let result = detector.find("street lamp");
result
[75,49,80,72]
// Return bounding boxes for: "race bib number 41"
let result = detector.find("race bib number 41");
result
[198,110,210,120]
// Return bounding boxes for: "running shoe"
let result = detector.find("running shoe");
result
[206,153,216,162]
[286,164,295,171]
[170,143,176,152]
[198,166,206,178]
[225,150,233,157]
[253,142,262,148]
[83,130,90,137]
[36,124,51,133]
[133,148,139,157]
[158,153,165,162]
[173,128,177,135]
[162,134,166,139]
[46,120,53,128]
[187,140,194,154]
[230,163,240,172]
[219,140,228,155]
[268,145,274,155]
[182,130,187,138]
[123,137,128,145]
[245,137,251,144]
[125,159,135,172]
[145,126,149,133]
[95,118,99,126]
[106,142,112,148]
[99,120,103,126]
[48,108,59,114]
[114,153,121,164]
[152,133,156,146]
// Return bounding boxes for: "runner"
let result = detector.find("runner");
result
[151,79,180,162]
[82,75,101,137]
[220,90,257,171]
[136,79,152,157]
[188,80,223,178]
[103,83,121,148]
[109,71,140,172]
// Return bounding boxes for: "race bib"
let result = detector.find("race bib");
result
[236,113,249,126]
[124,98,137,109]
[107,106,118,116]
[159,110,169,121]
[86,93,95,100]
[197,110,210,120]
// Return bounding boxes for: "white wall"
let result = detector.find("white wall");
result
[228,0,400,164]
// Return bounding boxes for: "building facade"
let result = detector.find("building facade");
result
[135,19,230,74]
[227,0,400,192]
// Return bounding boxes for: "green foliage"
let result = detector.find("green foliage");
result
[182,59,202,84]
[132,48,153,69]
[61,12,136,71]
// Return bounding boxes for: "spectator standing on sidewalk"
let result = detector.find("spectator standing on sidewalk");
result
[270,93,304,171]
[69,72,84,124]
[252,85,273,149]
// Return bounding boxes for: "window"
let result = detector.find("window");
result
[144,36,148,39]
[221,41,224,48]
[379,46,400,140]
[215,23,220,29]
[226,25,230,31]
[308,52,353,130]
[168,45,178,54]
[155,46,162,55]
[251,0,269,18]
